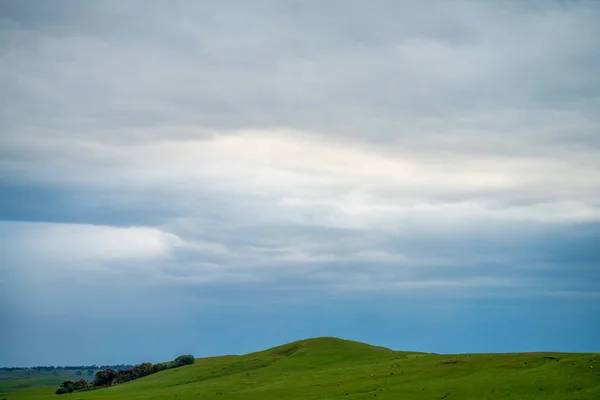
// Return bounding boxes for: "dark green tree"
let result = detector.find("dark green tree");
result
[169,355,196,369]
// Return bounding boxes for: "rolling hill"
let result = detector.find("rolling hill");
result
[3,337,599,400]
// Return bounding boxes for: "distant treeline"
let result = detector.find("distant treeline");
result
[56,355,195,394]
[0,364,134,372]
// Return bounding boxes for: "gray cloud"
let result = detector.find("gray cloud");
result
[0,0,599,313]
[1,1,599,142]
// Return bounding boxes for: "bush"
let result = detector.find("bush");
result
[152,363,168,373]
[73,379,89,390]
[55,381,74,394]
[169,355,195,369]
[56,357,190,394]
[93,368,116,387]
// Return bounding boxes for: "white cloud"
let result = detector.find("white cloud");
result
[1,221,179,263]
[6,129,598,228]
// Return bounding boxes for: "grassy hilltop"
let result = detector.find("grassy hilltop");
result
[3,337,599,400]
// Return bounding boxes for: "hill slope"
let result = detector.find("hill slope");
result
[5,337,599,400]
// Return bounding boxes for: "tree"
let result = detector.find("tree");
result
[56,381,74,394]
[152,363,167,373]
[169,355,195,369]
[93,368,116,387]
[72,379,89,390]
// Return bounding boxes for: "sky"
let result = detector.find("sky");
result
[1,0,599,367]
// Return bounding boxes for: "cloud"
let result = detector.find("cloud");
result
[0,0,598,311]
[1,221,179,263]
[1,1,599,139]
[2,130,599,230]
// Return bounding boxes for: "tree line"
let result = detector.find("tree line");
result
[0,364,134,372]
[56,355,195,394]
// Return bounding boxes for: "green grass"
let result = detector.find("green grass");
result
[3,337,599,400]
[0,369,92,396]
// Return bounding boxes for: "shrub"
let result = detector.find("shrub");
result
[56,357,189,394]
[169,355,195,369]
[152,363,168,373]
[93,368,116,387]
[114,368,133,384]
[55,381,74,394]
[72,379,89,390]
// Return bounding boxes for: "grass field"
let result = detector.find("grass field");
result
[2,337,599,400]
[0,369,94,395]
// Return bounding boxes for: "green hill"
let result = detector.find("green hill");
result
[3,337,599,400]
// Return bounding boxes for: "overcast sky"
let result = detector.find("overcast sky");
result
[1,0,599,367]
